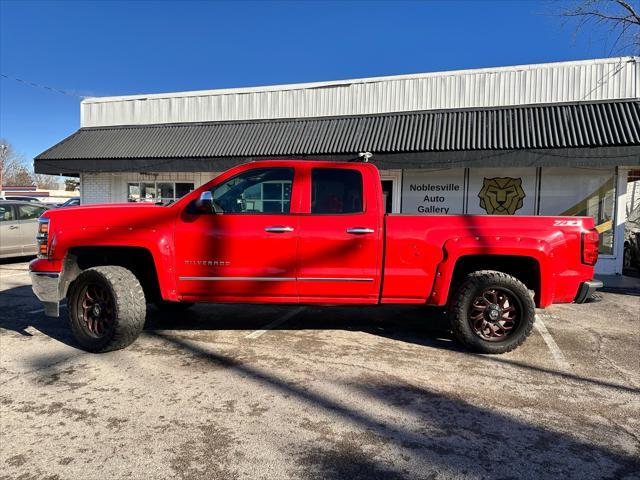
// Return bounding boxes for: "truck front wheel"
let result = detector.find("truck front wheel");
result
[449,270,535,354]
[67,266,146,352]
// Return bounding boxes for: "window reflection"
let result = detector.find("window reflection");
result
[128,182,194,203]
[539,168,615,254]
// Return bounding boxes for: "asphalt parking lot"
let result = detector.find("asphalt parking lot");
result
[1,259,639,480]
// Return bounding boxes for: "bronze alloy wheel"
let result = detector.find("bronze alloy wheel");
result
[68,266,147,352]
[449,271,535,354]
[469,287,520,341]
[78,284,115,338]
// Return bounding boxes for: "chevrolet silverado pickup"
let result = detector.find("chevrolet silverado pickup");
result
[30,160,602,354]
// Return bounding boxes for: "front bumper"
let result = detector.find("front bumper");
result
[30,272,62,317]
[574,279,604,304]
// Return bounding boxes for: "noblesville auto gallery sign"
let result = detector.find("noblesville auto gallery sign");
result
[401,168,541,216]
[401,169,466,214]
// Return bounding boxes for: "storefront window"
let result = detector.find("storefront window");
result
[128,182,194,203]
[539,168,615,254]
[140,183,157,203]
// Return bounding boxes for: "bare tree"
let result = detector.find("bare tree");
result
[34,173,61,190]
[559,0,640,54]
[0,140,32,188]
[0,139,60,189]
[11,166,35,187]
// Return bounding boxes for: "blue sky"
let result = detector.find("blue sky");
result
[0,0,627,164]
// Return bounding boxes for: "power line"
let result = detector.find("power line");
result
[0,73,85,99]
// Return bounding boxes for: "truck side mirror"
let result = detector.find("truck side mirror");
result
[195,191,215,213]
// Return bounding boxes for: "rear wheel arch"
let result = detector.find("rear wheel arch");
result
[447,254,541,305]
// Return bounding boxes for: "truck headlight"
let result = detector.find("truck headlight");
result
[37,218,50,258]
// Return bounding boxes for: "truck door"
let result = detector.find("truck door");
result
[175,166,299,302]
[297,166,382,303]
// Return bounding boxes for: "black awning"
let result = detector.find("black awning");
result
[35,100,640,174]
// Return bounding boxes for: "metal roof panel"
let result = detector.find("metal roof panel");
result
[36,101,640,164]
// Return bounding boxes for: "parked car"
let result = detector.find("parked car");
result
[0,201,50,258]
[56,197,80,208]
[30,160,602,354]
[3,196,45,203]
[624,205,640,271]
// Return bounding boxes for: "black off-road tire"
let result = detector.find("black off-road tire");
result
[67,266,146,352]
[154,300,194,312]
[448,270,535,354]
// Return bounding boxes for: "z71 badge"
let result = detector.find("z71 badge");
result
[553,220,582,227]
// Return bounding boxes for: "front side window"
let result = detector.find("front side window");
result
[210,168,293,214]
[128,182,194,203]
[0,205,14,222]
[311,168,363,214]
[18,204,46,220]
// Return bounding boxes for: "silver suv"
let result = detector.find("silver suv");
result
[0,201,50,258]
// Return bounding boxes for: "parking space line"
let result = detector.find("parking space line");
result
[245,307,306,339]
[28,304,66,315]
[534,316,572,372]
[0,271,30,279]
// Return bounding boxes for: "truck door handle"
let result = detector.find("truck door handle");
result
[346,228,375,235]
[265,226,294,233]
[9,225,19,230]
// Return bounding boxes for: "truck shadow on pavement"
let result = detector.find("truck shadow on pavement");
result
[1,285,454,354]
[149,331,640,479]
[2,283,638,399]
[3,284,640,479]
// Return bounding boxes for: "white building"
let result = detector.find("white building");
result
[36,57,640,274]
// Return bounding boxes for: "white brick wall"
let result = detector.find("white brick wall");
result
[80,173,113,204]
[80,172,219,204]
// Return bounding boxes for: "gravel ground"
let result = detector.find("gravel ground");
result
[1,259,639,480]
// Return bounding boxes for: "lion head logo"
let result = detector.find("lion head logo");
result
[478,177,526,215]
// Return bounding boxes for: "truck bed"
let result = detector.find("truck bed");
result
[382,214,595,307]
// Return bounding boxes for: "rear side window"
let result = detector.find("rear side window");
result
[17,204,46,220]
[311,168,363,214]
[0,205,14,222]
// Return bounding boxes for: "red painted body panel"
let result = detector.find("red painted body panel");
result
[175,213,299,300]
[30,160,597,308]
[295,163,383,302]
[383,215,594,308]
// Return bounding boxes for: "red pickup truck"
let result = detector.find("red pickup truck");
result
[30,160,602,354]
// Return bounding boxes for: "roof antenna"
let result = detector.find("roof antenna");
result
[358,152,373,163]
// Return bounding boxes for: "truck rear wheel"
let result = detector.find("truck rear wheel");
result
[67,266,146,352]
[448,270,535,354]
